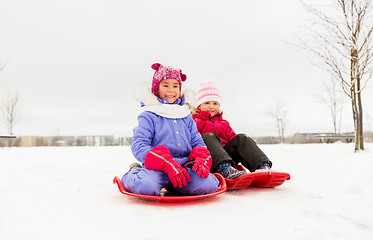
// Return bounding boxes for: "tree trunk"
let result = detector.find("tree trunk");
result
[357,82,364,150]
[351,47,364,151]
[352,96,364,152]
[351,89,358,150]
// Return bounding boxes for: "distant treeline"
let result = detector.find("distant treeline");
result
[2,132,373,147]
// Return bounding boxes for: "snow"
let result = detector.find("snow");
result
[1,143,373,240]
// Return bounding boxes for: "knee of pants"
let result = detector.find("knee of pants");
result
[233,133,257,146]
[121,168,163,196]
[178,171,219,195]
[202,133,219,141]
[236,133,253,141]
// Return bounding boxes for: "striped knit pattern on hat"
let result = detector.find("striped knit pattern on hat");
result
[196,81,222,107]
[151,63,187,96]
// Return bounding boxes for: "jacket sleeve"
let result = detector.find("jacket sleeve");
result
[131,112,155,164]
[188,115,206,149]
[192,115,205,134]
[225,121,237,142]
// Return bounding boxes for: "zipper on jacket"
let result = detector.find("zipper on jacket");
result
[209,117,216,134]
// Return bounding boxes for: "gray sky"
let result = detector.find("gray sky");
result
[1,0,372,137]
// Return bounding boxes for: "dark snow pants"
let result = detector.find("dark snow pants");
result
[202,133,272,173]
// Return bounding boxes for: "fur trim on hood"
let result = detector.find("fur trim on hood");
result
[134,82,196,118]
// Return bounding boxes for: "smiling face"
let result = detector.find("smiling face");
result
[198,101,220,117]
[157,79,181,104]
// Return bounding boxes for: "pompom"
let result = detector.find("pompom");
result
[181,73,187,82]
[151,63,161,71]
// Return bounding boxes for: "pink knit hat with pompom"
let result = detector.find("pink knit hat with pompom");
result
[196,81,222,107]
[151,63,187,96]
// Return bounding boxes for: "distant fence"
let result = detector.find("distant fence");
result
[0,135,16,139]
[312,134,355,143]
[1,135,133,147]
[254,132,373,144]
[0,135,17,147]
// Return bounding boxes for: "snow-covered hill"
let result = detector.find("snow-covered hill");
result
[1,143,372,240]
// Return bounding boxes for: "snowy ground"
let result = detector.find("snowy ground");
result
[1,143,373,240]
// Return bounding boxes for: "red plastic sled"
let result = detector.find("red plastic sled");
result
[225,165,291,190]
[113,173,227,203]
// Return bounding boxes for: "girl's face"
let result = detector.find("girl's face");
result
[198,101,220,117]
[157,79,180,104]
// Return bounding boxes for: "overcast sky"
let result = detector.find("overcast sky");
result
[1,0,372,137]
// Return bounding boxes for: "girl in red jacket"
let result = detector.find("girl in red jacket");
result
[192,82,272,179]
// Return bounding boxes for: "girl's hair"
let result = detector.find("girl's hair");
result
[190,106,198,115]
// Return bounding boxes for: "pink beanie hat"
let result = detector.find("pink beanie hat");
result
[151,63,187,96]
[196,81,222,107]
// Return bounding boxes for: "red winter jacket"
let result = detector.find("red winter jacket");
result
[192,110,236,146]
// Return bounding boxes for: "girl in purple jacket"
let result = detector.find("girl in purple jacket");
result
[121,63,219,196]
[193,82,273,180]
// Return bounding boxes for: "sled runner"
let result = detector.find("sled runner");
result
[113,173,227,203]
[225,165,290,190]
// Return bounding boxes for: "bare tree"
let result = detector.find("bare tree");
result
[1,89,22,135]
[267,100,288,144]
[298,0,373,151]
[317,76,346,134]
[0,62,5,71]
[0,62,5,86]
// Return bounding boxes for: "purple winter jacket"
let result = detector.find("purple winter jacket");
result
[131,83,206,166]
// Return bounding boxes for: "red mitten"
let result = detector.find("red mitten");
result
[188,146,212,178]
[145,145,191,188]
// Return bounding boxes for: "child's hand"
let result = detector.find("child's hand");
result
[191,157,211,178]
[163,162,191,188]
[189,146,212,178]
[144,145,191,188]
